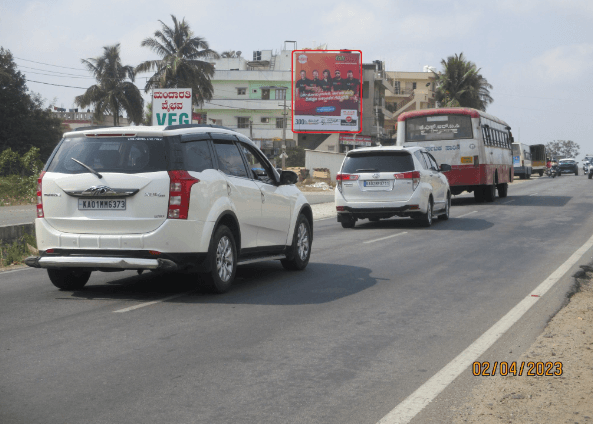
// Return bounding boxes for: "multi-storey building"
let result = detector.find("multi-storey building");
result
[194,43,295,157]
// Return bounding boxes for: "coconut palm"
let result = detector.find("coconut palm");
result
[75,44,144,126]
[434,53,493,111]
[136,15,219,107]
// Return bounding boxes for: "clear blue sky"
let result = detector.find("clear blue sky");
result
[1,0,592,157]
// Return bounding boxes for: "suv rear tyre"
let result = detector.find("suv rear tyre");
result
[416,198,433,227]
[281,215,311,271]
[340,217,356,229]
[202,225,237,293]
[47,269,91,290]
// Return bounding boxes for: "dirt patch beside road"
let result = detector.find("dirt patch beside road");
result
[454,266,593,423]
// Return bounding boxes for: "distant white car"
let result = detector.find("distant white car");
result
[335,146,452,228]
[26,125,313,293]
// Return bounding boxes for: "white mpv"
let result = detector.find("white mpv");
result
[25,125,313,293]
[335,146,451,228]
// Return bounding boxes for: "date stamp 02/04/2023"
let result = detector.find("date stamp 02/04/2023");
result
[472,361,563,377]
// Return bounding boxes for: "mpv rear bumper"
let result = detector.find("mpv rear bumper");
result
[25,255,178,271]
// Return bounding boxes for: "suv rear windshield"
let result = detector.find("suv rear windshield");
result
[405,114,473,141]
[46,136,167,174]
[341,152,414,173]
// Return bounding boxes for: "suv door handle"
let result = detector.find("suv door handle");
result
[261,192,265,203]
[227,183,231,195]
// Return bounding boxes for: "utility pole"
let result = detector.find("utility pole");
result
[282,89,287,170]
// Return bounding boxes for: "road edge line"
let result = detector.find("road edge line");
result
[377,232,593,424]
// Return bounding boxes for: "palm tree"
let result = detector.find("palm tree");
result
[75,44,144,126]
[136,15,219,107]
[434,53,493,111]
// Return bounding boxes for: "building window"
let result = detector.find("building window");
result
[237,117,250,129]
[412,82,417,89]
[261,89,270,100]
[237,88,246,95]
[261,117,270,123]
[393,81,401,94]
[276,89,286,100]
[276,118,285,129]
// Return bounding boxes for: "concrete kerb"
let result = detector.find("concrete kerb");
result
[0,223,35,245]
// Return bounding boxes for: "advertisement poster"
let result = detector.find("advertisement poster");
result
[152,88,193,127]
[292,50,362,133]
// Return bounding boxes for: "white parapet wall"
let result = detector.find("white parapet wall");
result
[304,150,346,182]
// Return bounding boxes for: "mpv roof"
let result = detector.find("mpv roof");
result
[346,145,423,155]
[63,125,247,139]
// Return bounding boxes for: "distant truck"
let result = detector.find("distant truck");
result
[529,144,547,176]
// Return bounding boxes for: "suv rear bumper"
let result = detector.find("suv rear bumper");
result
[25,255,179,271]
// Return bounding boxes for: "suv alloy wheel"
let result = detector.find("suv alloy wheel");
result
[281,214,311,270]
[203,225,237,293]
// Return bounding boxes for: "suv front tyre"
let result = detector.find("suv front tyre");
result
[281,214,311,271]
[48,269,92,290]
[202,225,237,293]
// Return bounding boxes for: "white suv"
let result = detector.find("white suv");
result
[25,125,313,293]
[335,146,451,228]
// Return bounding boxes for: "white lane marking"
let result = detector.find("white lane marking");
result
[363,232,408,244]
[503,200,515,204]
[377,231,593,424]
[456,211,477,218]
[529,193,538,196]
[0,266,33,276]
[113,291,193,313]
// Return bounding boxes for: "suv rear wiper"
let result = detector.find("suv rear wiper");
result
[355,168,378,172]
[71,158,103,179]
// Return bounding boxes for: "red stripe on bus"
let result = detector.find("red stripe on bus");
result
[444,164,513,186]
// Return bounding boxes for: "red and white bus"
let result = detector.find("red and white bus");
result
[396,108,514,202]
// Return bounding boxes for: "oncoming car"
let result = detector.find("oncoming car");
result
[558,158,579,175]
[25,124,313,293]
[335,146,452,228]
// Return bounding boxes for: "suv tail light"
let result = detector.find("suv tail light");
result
[167,170,199,219]
[394,171,421,190]
[336,173,359,192]
[37,171,46,218]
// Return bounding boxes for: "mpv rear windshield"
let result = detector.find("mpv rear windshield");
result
[341,152,414,173]
[46,136,167,174]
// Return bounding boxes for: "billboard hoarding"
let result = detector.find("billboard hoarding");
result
[339,134,372,146]
[152,88,193,127]
[292,50,362,133]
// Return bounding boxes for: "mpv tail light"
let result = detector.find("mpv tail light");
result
[167,170,199,219]
[37,171,46,218]
[336,173,359,192]
[394,171,421,190]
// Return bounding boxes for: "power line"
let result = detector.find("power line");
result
[27,80,88,89]
[14,56,87,71]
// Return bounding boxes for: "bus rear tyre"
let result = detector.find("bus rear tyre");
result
[497,183,508,198]
[474,187,485,203]
[484,184,496,202]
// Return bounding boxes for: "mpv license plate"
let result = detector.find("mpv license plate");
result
[78,199,126,210]
[364,180,389,187]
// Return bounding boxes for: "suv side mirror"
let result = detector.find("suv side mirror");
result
[440,163,452,172]
[279,170,298,185]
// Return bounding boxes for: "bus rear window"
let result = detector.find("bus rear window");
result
[405,115,473,142]
[341,152,414,173]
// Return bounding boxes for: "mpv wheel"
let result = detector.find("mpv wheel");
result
[340,216,356,228]
[417,198,433,227]
[438,194,450,220]
[203,225,237,293]
[48,269,91,290]
[281,215,311,271]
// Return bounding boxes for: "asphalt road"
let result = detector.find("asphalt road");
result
[1,175,592,424]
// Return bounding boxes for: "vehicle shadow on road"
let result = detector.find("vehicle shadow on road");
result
[67,263,380,305]
[452,195,571,207]
[352,217,494,232]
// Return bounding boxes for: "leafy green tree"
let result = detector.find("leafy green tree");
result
[75,44,144,126]
[136,15,219,107]
[142,102,153,126]
[0,48,63,159]
[285,146,306,167]
[545,140,580,159]
[434,53,493,111]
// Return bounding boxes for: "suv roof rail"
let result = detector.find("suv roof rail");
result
[163,124,234,131]
[72,126,121,132]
